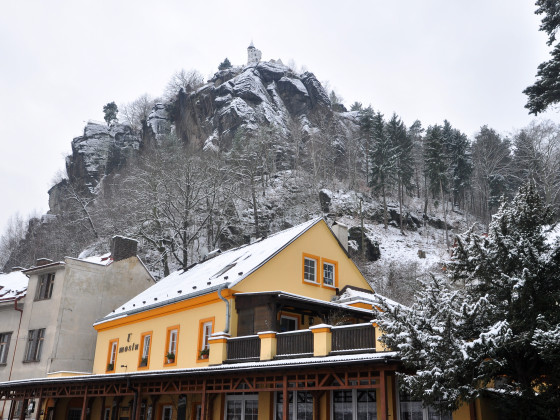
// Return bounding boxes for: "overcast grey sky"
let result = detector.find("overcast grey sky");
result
[0,0,557,233]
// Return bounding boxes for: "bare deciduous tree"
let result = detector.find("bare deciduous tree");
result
[164,69,204,102]
[120,94,157,131]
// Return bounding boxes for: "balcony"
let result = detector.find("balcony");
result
[210,322,382,365]
[276,329,313,357]
[226,335,260,362]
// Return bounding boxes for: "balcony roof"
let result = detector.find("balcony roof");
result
[0,351,398,389]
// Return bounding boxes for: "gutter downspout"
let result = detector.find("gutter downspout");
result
[217,283,231,334]
[0,296,25,419]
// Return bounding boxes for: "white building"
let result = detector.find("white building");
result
[0,237,155,420]
[247,41,262,66]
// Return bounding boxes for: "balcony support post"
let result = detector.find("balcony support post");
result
[258,332,277,361]
[371,322,386,352]
[310,324,332,357]
[208,333,230,365]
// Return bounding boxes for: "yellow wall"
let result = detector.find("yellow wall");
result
[93,295,228,373]
[93,220,371,374]
[237,221,372,299]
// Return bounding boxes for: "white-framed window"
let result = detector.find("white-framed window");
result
[35,273,55,300]
[397,389,451,420]
[142,335,151,358]
[323,262,335,287]
[332,389,376,420]
[161,405,172,420]
[0,332,12,364]
[139,333,151,367]
[168,329,178,354]
[110,341,117,364]
[225,394,258,420]
[303,257,317,283]
[280,315,298,332]
[202,321,212,351]
[24,329,45,362]
[275,391,313,420]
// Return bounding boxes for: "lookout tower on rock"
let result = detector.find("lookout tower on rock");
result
[247,41,262,66]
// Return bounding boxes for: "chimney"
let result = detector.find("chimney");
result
[11,267,25,272]
[36,258,53,266]
[111,236,138,262]
[331,222,348,251]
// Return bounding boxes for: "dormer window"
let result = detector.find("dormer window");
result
[35,273,55,300]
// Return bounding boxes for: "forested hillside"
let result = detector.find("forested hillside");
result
[2,58,559,304]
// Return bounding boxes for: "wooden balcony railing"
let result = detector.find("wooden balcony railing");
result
[331,323,375,352]
[276,330,313,356]
[226,335,260,361]
[218,323,380,364]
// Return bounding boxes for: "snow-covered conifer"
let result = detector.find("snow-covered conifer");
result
[377,182,560,419]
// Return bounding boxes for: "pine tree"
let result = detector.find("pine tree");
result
[524,0,560,114]
[408,120,425,200]
[424,125,448,197]
[369,112,396,229]
[350,101,363,111]
[359,106,375,185]
[103,102,118,126]
[471,126,513,227]
[448,127,472,209]
[386,113,413,233]
[424,124,450,246]
[218,58,232,70]
[377,183,560,419]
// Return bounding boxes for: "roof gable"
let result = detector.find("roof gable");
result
[98,217,323,323]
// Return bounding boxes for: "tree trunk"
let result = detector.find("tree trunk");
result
[251,175,260,238]
[398,177,404,234]
[440,179,450,250]
[382,181,388,229]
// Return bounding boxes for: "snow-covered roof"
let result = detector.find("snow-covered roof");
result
[0,270,28,302]
[68,253,113,266]
[336,287,377,304]
[97,218,324,324]
[333,286,403,312]
[0,351,399,387]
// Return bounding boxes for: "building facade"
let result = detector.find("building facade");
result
[0,237,155,420]
[0,221,494,420]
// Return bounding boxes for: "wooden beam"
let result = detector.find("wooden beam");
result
[379,370,387,420]
[34,395,43,420]
[19,399,27,420]
[80,387,88,420]
[200,380,206,420]
[100,398,105,420]
[282,375,288,420]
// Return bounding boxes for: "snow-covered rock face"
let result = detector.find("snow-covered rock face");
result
[147,103,169,143]
[175,62,333,150]
[65,121,141,193]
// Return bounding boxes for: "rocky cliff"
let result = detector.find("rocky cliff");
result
[174,62,333,149]
[48,61,349,211]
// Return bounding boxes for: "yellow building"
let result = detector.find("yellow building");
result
[0,218,491,420]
